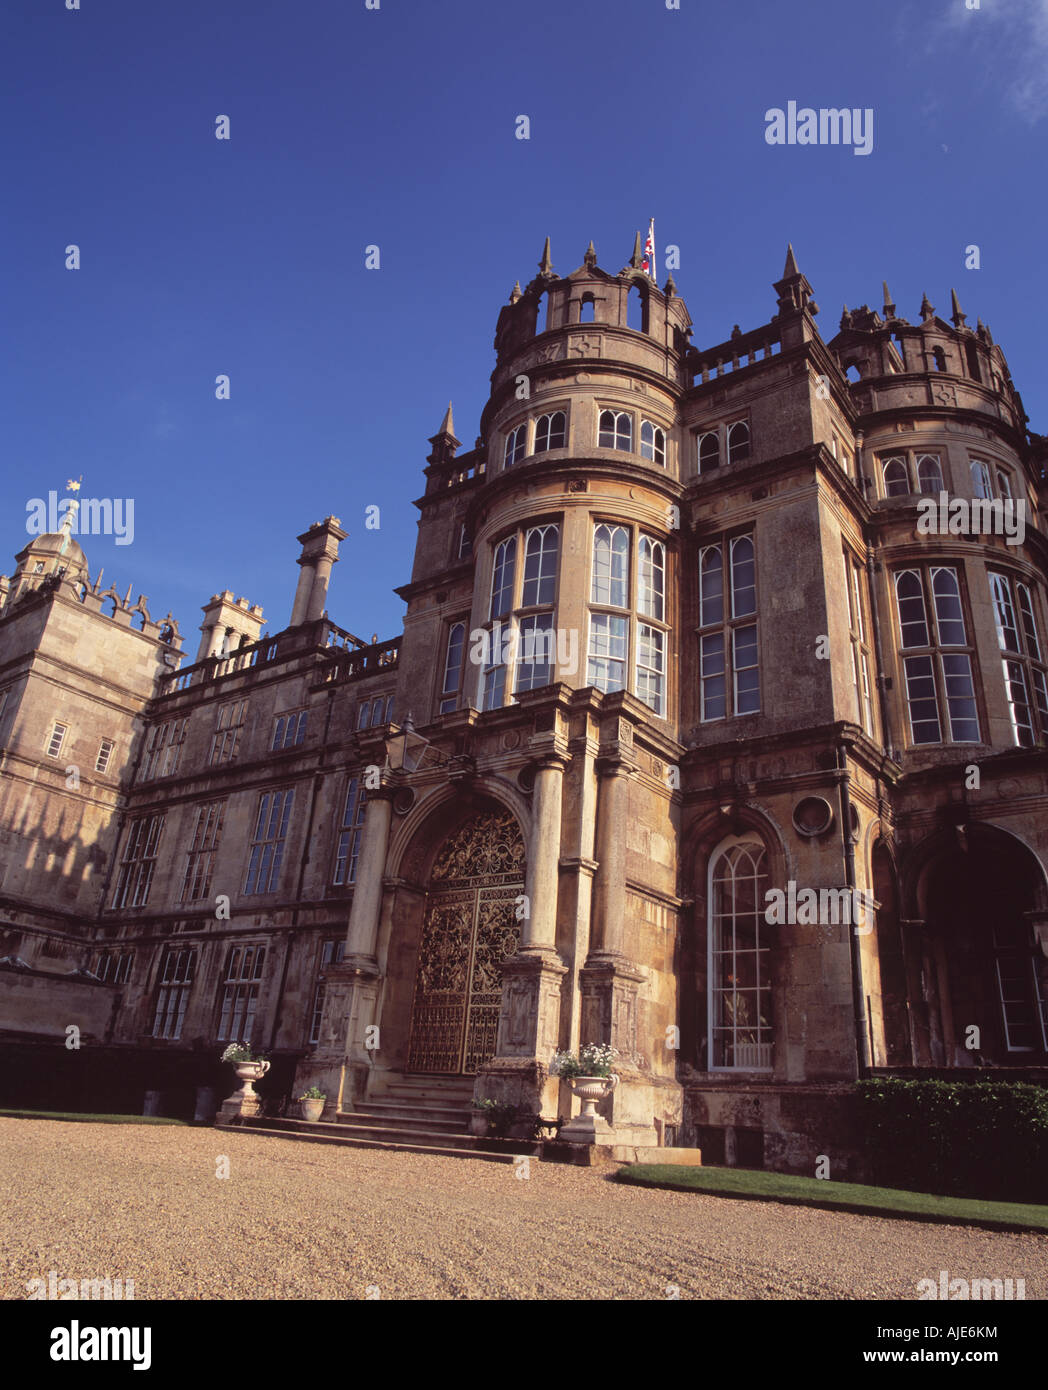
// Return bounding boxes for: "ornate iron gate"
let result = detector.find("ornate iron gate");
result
[406,810,525,1074]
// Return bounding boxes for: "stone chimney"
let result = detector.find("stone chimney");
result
[289,517,346,627]
[196,591,265,662]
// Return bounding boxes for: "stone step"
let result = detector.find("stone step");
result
[340,1107,468,1135]
[234,1116,536,1164]
[375,1081,475,1102]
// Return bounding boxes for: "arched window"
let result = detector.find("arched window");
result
[598,410,632,451]
[965,341,982,382]
[533,412,566,454]
[882,457,909,497]
[638,537,665,622]
[627,283,647,333]
[579,295,595,324]
[894,567,979,744]
[521,525,559,607]
[995,469,1013,501]
[439,621,465,715]
[727,420,750,465]
[591,523,629,607]
[640,420,666,466]
[970,459,992,499]
[504,425,527,469]
[490,537,517,621]
[698,431,720,474]
[932,346,947,373]
[708,838,773,1070]
[916,454,943,495]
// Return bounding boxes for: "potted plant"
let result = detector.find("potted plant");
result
[220,1042,270,1119]
[550,1043,619,1142]
[469,1098,495,1136]
[298,1086,326,1122]
[470,1097,518,1138]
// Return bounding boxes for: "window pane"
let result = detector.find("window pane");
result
[515,614,555,691]
[490,538,517,619]
[917,454,943,494]
[638,537,665,621]
[522,525,559,607]
[895,572,929,648]
[587,614,627,692]
[940,653,980,741]
[698,432,720,473]
[591,524,629,607]
[699,546,723,627]
[730,537,756,617]
[931,568,967,645]
[733,624,760,714]
[903,655,941,743]
[701,633,726,720]
[635,623,665,715]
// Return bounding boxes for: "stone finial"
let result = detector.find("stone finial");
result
[583,240,597,269]
[509,280,522,303]
[920,292,935,322]
[630,230,643,269]
[882,281,895,317]
[782,242,800,278]
[436,401,454,437]
[663,271,676,296]
[950,288,967,328]
[538,237,553,276]
[840,304,853,330]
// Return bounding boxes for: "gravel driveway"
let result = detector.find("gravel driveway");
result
[3,1119,1045,1300]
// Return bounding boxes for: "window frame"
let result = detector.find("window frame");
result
[697,534,760,722]
[893,566,981,746]
[243,789,294,895]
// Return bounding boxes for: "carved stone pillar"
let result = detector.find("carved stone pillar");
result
[479,735,567,1116]
[522,753,566,952]
[336,786,393,1110]
[578,735,657,1145]
[344,789,393,965]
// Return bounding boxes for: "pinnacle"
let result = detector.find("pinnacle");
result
[782,242,800,278]
[437,402,454,436]
[630,230,643,268]
[538,237,553,275]
[584,239,597,268]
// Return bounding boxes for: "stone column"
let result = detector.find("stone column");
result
[336,786,393,1111]
[481,735,567,1117]
[521,754,566,952]
[578,724,655,1146]
[591,758,632,956]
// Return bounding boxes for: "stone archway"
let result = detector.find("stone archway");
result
[910,825,1048,1064]
[405,808,525,1075]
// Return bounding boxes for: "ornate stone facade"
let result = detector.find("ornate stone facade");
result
[2,239,1046,1174]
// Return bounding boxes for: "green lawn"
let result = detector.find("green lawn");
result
[0,1108,187,1125]
[616,1163,1048,1234]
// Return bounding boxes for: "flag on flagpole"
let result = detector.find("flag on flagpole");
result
[641,218,655,279]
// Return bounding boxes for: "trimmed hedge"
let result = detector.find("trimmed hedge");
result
[858,1078,1048,1203]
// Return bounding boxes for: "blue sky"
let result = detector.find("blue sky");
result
[3,0,1046,648]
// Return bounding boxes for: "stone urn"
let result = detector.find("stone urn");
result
[226,1060,270,1118]
[299,1096,324,1123]
[560,1073,618,1145]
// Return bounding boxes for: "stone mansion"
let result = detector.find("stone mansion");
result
[1,236,1046,1173]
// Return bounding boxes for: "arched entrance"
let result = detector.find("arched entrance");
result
[406,808,525,1074]
[912,826,1048,1064]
